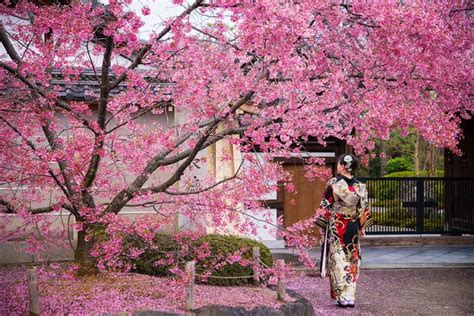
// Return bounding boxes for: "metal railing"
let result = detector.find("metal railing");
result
[359,177,474,235]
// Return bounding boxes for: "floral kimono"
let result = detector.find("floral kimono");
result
[315,175,373,302]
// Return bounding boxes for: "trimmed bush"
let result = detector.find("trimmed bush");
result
[385,170,444,177]
[373,207,445,231]
[194,234,273,286]
[371,170,445,202]
[370,198,399,207]
[127,233,179,277]
[373,207,415,229]
[386,157,413,174]
[370,179,401,200]
[129,234,273,286]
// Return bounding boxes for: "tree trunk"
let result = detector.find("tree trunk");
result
[414,133,420,176]
[74,229,99,275]
[380,144,387,176]
[428,145,440,177]
[423,142,438,177]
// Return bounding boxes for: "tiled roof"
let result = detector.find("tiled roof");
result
[50,69,170,101]
[51,71,124,101]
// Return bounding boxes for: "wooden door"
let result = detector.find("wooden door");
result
[283,164,329,228]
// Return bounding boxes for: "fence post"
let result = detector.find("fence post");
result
[276,259,286,302]
[27,266,40,316]
[252,246,260,285]
[184,261,195,315]
[416,178,425,233]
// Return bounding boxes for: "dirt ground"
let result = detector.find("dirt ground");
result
[287,268,474,315]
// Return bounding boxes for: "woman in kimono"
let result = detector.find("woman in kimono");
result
[315,154,373,308]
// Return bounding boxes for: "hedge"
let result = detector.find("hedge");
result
[129,234,273,286]
[370,170,445,201]
[385,170,444,177]
[194,234,273,286]
[373,207,445,231]
[386,157,413,174]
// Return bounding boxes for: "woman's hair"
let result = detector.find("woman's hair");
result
[337,153,360,174]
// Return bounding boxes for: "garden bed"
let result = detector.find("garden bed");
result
[0,266,299,315]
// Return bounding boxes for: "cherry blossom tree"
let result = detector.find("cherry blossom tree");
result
[0,0,472,274]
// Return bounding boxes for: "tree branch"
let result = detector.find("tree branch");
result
[104,91,254,214]
[82,35,114,194]
[105,101,171,135]
[0,22,21,63]
[159,159,244,195]
[0,61,97,135]
[41,122,78,200]
[449,7,474,14]
[0,26,84,213]
[107,0,205,92]
[0,115,81,217]
[191,26,242,51]
[0,198,73,215]
[98,36,114,130]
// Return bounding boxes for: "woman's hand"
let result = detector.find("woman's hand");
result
[359,208,370,226]
[359,229,366,239]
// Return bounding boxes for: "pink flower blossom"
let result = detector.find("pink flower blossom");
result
[141,6,151,16]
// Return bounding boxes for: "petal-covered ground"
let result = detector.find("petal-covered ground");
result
[287,268,474,315]
[2,266,473,315]
[0,266,288,315]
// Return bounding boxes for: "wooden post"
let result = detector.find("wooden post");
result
[27,267,40,316]
[252,246,260,285]
[276,259,286,302]
[185,261,195,315]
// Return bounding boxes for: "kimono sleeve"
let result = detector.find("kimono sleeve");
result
[315,178,335,229]
[357,184,373,230]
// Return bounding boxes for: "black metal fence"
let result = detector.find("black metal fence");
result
[359,177,474,235]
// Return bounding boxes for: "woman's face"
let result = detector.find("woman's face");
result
[336,162,344,175]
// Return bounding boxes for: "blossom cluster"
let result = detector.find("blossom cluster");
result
[0,0,471,289]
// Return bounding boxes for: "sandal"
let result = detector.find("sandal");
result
[336,300,349,308]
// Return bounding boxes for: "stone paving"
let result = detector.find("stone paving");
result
[362,245,474,268]
[272,244,474,269]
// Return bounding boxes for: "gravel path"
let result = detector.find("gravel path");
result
[287,268,474,315]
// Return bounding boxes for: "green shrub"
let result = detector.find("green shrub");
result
[385,170,445,207]
[385,170,444,177]
[371,198,399,207]
[370,179,401,200]
[130,234,273,286]
[373,207,445,231]
[373,207,416,229]
[386,157,413,174]
[370,170,445,201]
[423,220,445,231]
[194,234,273,286]
[127,233,179,277]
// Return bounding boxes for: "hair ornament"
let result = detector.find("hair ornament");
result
[343,155,353,171]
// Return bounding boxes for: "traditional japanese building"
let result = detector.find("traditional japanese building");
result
[444,118,474,233]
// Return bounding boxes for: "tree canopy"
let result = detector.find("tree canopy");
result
[0,0,472,273]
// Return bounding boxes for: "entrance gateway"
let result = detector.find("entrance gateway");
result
[262,137,351,230]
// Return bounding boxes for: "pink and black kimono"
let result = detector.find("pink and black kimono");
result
[315,175,373,302]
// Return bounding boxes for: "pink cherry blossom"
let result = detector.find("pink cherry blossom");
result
[0,0,472,297]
